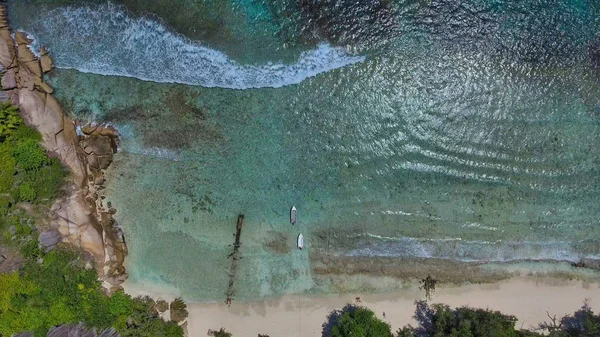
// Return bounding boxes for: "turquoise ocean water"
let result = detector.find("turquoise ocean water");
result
[8,0,600,300]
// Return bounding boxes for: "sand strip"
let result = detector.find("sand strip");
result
[125,278,600,337]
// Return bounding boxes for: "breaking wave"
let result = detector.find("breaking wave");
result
[24,3,364,89]
[349,233,600,263]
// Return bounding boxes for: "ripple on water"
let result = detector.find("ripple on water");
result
[15,0,600,300]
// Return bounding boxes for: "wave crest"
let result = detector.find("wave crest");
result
[25,3,364,89]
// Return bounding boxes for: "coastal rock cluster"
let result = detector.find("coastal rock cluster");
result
[14,324,119,337]
[0,4,127,290]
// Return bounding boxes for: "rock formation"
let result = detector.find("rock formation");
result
[156,299,169,313]
[169,298,189,324]
[12,324,119,337]
[47,323,119,337]
[38,229,61,252]
[0,4,127,291]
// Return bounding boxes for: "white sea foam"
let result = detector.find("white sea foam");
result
[352,234,600,263]
[24,3,364,89]
[112,124,182,161]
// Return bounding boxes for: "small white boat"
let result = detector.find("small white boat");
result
[290,206,297,225]
[297,234,304,250]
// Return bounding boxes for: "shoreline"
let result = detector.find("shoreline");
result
[124,277,600,336]
[0,4,128,291]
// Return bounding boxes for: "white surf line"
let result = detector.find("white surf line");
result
[23,3,365,89]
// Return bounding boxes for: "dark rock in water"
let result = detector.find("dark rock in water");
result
[83,135,115,170]
[263,231,292,254]
[83,135,114,156]
[572,258,600,271]
[297,0,398,47]
[589,39,600,69]
[39,229,61,252]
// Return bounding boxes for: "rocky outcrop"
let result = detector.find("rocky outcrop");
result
[0,6,15,70]
[156,299,169,313]
[13,323,119,336]
[47,324,119,337]
[169,298,189,324]
[0,5,127,291]
[38,229,61,252]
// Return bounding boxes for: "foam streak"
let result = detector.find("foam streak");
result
[26,3,364,89]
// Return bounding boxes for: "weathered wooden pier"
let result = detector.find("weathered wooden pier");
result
[225,214,244,306]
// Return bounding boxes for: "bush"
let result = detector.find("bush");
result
[398,301,544,337]
[0,195,11,217]
[326,305,392,337]
[0,103,181,337]
[0,142,16,193]
[10,123,42,142]
[0,106,66,203]
[25,158,66,201]
[0,102,21,140]
[548,301,600,337]
[208,328,233,337]
[12,138,48,171]
[19,238,43,259]
[18,183,37,202]
[120,296,183,337]
[0,245,184,337]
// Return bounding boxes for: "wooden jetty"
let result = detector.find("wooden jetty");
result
[225,214,244,306]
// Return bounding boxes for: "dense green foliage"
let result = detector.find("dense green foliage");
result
[0,247,184,336]
[0,105,66,247]
[544,302,600,337]
[0,103,20,139]
[0,105,65,207]
[327,305,393,337]
[0,103,183,337]
[393,301,600,337]
[323,302,600,337]
[406,303,538,337]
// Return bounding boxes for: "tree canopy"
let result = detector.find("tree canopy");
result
[325,304,392,337]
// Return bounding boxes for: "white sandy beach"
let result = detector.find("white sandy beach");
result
[124,277,600,337]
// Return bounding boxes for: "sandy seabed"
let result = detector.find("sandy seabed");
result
[124,277,600,337]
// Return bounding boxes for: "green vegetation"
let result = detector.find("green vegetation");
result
[0,104,66,212]
[0,247,183,336]
[208,328,233,337]
[419,275,437,301]
[539,300,600,337]
[396,301,541,337]
[0,103,183,337]
[324,304,392,337]
[0,104,66,247]
[319,302,600,337]
[0,102,20,139]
